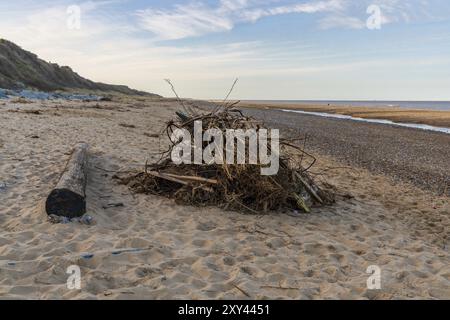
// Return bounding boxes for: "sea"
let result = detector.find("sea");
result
[242,100,450,111]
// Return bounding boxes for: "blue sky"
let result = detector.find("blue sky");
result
[1,0,450,100]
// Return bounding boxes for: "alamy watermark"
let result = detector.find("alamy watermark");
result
[366,265,381,290]
[367,4,383,30]
[67,265,81,290]
[67,5,81,30]
[170,121,280,176]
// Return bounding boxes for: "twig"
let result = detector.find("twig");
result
[147,171,190,185]
[163,173,218,184]
[223,78,239,105]
[164,79,196,116]
[232,283,251,298]
[283,141,317,171]
[261,285,300,290]
[299,134,308,168]
[213,78,239,114]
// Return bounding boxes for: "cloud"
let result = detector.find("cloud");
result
[136,0,450,40]
[319,15,366,29]
[240,0,345,22]
[137,0,346,40]
[219,0,250,11]
[0,1,126,44]
[136,3,234,40]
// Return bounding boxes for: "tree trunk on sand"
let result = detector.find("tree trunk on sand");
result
[45,142,89,218]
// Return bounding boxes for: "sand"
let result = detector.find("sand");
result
[237,102,450,128]
[0,97,449,299]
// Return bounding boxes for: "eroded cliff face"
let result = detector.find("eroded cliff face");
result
[0,39,159,97]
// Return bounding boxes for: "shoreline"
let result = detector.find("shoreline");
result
[237,102,450,128]
[241,107,450,196]
[282,109,450,135]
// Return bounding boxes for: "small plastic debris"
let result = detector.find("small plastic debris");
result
[82,253,94,259]
[102,203,124,209]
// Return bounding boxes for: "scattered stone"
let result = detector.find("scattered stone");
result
[102,202,124,209]
[0,87,103,101]
[144,132,160,138]
[119,123,136,129]
[48,213,95,225]
[80,215,94,225]
[24,110,42,115]
[0,89,9,99]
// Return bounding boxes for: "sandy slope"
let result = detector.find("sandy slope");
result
[0,98,448,299]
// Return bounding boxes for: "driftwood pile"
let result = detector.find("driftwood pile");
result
[119,99,334,214]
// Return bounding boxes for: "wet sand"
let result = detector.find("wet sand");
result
[238,102,450,128]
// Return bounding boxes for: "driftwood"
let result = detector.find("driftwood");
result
[145,171,219,185]
[147,171,190,186]
[162,173,218,184]
[295,172,324,204]
[45,142,89,218]
[120,106,335,214]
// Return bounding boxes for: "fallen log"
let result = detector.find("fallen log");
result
[45,142,89,218]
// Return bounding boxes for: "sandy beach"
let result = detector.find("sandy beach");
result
[0,97,448,299]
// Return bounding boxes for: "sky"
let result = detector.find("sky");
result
[1,0,450,100]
